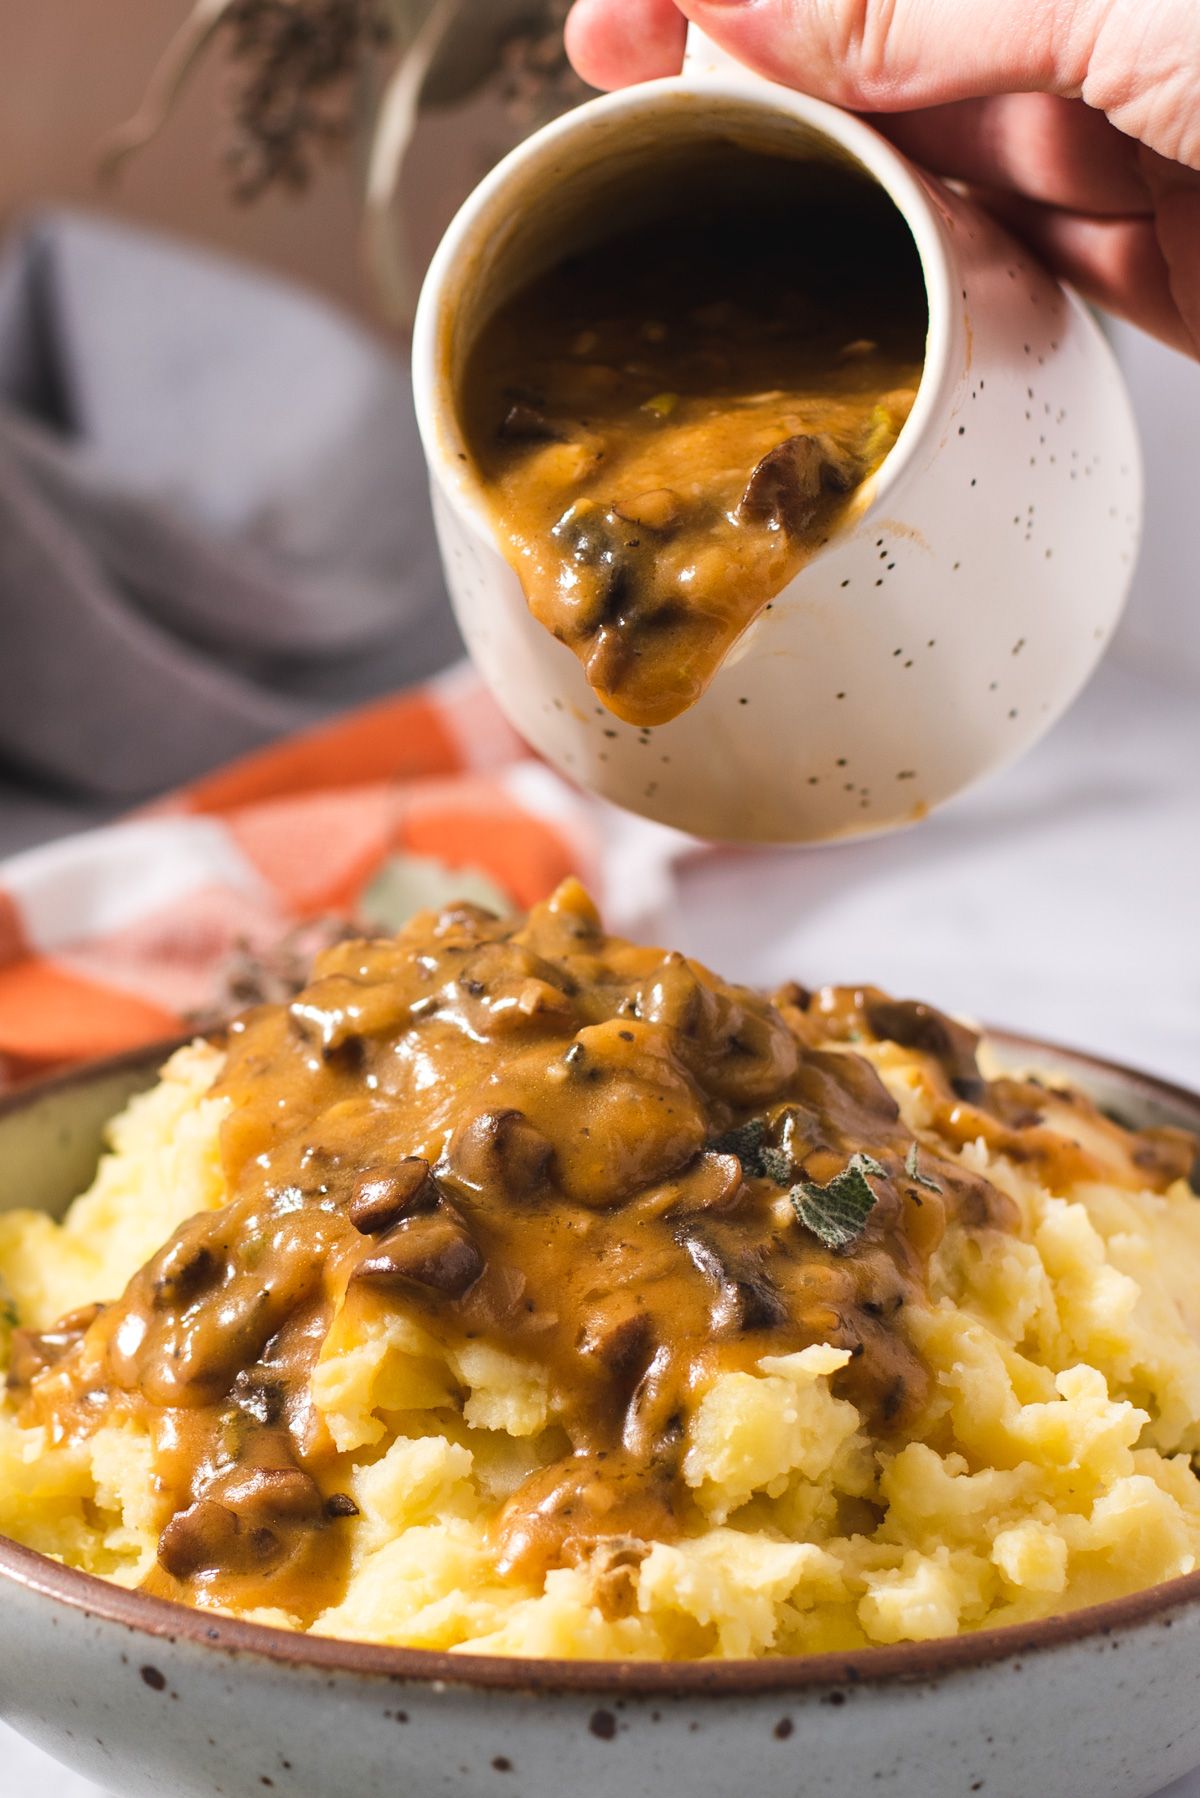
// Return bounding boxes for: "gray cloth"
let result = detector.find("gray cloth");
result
[0,209,459,814]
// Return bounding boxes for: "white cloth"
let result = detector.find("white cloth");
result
[0,210,461,809]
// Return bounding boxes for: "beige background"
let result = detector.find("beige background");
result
[1,0,371,317]
[2,12,1200,1795]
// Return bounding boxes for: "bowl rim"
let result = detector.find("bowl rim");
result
[1,1029,1198,1696]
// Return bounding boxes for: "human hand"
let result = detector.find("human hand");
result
[564,0,1200,357]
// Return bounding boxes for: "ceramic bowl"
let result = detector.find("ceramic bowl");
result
[412,46,1142,844]
[1,1036,1198,1798]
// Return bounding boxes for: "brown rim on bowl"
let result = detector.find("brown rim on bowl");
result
[1,1030,1198,1696]
[0,1034,206,1121]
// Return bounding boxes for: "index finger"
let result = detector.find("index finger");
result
[565,0,687,90]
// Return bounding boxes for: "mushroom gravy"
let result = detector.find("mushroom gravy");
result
[463,153,926,725]
[10,883,1194,1624]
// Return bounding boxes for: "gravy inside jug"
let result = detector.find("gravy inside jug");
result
[463,144,928,726]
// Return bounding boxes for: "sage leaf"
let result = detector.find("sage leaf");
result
[791,1153,885,1251]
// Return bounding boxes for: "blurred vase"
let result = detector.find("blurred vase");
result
[1110,320,1200,681]
[374,0,590,322]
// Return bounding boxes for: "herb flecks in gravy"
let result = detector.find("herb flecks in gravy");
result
[11,884,1193,1621]
[464,152,927,724]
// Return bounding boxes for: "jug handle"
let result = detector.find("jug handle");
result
[683,23,748,79]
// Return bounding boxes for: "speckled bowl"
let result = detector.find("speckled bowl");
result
[1,1036,1199,1798]
[412,45,1142,843]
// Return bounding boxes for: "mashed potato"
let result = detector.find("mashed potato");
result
[2,894,1199,1659]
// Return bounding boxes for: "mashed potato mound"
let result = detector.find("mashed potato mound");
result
[3,1023,1200,1658]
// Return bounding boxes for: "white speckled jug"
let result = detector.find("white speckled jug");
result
[412,33,1141,843]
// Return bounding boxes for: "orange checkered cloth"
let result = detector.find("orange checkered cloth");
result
[0,669,603,1087]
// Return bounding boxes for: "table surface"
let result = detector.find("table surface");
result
[3,653,1198,1797]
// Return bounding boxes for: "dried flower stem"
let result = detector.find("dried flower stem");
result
[220,0,395,201]
[97,0,239,182]
[364,0,463,324]
[100,0,400,200]
[97,0,588,317]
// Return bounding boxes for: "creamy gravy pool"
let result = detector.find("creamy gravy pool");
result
[10,883,1194,1624]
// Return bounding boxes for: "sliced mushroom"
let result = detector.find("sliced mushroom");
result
[151,1227,222,1310]
[218,1463,325,1522]
[6,1303,102,1393]
[577,1298,653,1385]
[584,624,632,694]
[348,1158,437,1234]
[639,953,797,1105]
[498,400,565,443]
[800,1047,902,1127]
[773,980,814,1014]
[451,942,578,1036]
[289,976,413,1053]
[447,1108,555,1200]
[158,1461,325,1581]
[1133,1127,1199,1192]
[660,1150,745,1217]
[434,901,501,934]
[586,1534,651,1621]
[352,1205,484,1298]
[158,1499,265,1580]
[678,1228,788,1333]
[119,1212,332,1409]
[864,997,985,1101]
[230,1369,287,1427]
[738,433,857,536]
[551,502,647,638]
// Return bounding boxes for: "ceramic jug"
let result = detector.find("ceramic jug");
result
[412,31,1141,841]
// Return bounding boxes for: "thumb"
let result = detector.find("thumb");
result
[676,0,1087,106]
[675,0,1200,166]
